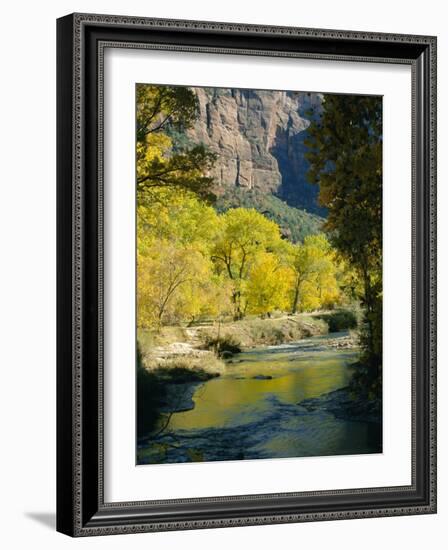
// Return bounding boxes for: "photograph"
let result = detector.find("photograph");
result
[135,83,383,465]
[52,7,437,538]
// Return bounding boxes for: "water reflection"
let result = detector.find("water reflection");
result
[169,343,355,430]
[138,333,382,464]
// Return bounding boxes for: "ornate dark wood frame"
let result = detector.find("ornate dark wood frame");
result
[56,13,437,537]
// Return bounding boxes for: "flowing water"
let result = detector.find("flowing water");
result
[137,332,382,464]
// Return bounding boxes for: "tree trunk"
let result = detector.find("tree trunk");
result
[291,279,300,314]
[232,290,244,320]
[360,263,377,371]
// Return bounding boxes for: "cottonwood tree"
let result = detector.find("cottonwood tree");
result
[306,94,382,376]
[136,84,216,202]
[245,252,291,316]
[137,241,212,327]
[211,208,283,320]
[284,234,339,314]
[137,189,221,328]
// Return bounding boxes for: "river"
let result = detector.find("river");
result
[137,332,382,464]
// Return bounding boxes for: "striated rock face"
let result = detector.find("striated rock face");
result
[187,87,323,213]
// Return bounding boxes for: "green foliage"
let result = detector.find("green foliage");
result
[164,125,196,152]
[215,188,323,242]
[305,95,382,271]
[201,335,242,357]
[305,94,382,372]
[318,309,358,333]
[136,84,198,142]
[136,84,216,202]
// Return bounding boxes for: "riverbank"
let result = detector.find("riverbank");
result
[137,332,382,464]
[137,312,364,444]
[138,312,330,378]
[299,386,382,424]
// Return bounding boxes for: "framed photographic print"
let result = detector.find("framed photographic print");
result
[56,13,437,536]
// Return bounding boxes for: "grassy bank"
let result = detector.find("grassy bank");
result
[139,313,329,358]
[138,310,359,371]
[138,313,329,380]
[137,309,358,439]
[196,314,328,348]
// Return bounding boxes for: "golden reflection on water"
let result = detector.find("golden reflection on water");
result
[169,347,358,431]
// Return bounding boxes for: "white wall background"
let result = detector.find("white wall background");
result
[0,1,445,548]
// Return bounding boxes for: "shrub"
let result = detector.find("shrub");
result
[319,309,358,333]
[202,334,242,357]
